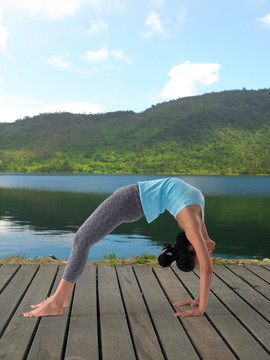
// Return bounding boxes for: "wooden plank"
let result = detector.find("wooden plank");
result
[64,265,99,360]
[245,265,270,284]
[0,265,58,360]
[116,266,164,360]
[214,266,270,321]
[27,266,72,360]
[155,266,235,360]
[0,264,20,293]
[0,264,39,337]
[228,265,270,300]
[176,267,269,360]
[134,266,199,360]
[209,267,270,352]
[98,265,136,360]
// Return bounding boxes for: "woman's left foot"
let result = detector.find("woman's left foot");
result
[23,297,65,317]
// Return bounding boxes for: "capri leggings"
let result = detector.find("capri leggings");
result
[62,184,144,283]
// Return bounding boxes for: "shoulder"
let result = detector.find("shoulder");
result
[176,204,203,230]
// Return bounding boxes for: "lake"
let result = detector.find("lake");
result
[0,173,269,261]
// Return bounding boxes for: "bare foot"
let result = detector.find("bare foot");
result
[23,297,65,317]
[30,296,69,309]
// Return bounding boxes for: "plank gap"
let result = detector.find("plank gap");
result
[0,264,21,295]
[0,265,40,339]
[244,265,270,284]
[132,266,167,360]
[214,268,270,324]
[153,267,204,360]
[227,266,270,301]
[210,271,270,355]
[171,267,239,359]
[188,268,242,359]
[96,266,102,360]
[60,282,76,360]
[115,267,138,360]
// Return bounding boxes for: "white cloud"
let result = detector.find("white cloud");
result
[158,61,221,100]
[84,0,126,13]
[0,0,127,18]
[87,21,108,38]
[141,11,169,38]
[150,0,165,7]
[0,12,11,58]
[0,0,82,19]
[46,55,71,68]
[42,101,104,114]
[257,13,270,26]
[81,48,133,65]
[110,50,133,66]
[81,48,109,62]
[0,94,104,123]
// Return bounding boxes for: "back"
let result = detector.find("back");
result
[138,178,190,223]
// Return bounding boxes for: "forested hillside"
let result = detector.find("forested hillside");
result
[0,89,269,175]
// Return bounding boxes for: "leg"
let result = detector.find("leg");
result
[62,183,144,283]
[24,184,143,317]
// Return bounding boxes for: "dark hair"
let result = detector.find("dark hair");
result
[158,232,195,272]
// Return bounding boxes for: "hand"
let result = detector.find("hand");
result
[173,308,204,318]
[173,299,199,307]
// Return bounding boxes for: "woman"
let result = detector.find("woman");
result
[24,177,215,318]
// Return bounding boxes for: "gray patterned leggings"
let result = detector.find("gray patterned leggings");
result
[62,184,144,283]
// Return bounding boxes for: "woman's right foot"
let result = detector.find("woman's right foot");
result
[23,296,67,317]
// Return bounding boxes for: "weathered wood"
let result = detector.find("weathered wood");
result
[0,265,38,337]
[0,264,269,360]
[27,266,72,360]
[156,266,235,360]
[116,266,164,360]
[0,265,58,360]
[0,264,20,293]
[98,265,136,360]
[211,267,270,352]
[134,265,199,360]
[214,266,270,321]
[64,265,99,360]
[179,268,269,360]
[228,265,270,300]
[245,265,270,284]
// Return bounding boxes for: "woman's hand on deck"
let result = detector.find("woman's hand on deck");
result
[173,299,199,307]
[173,298,203,317]
[173,308,204,317]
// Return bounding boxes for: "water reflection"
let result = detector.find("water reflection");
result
[0,185,269,260]
[1,173,270,196]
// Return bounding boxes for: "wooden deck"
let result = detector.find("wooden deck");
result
[0,264,269,360]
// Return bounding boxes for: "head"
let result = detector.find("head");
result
[158,232,196,272]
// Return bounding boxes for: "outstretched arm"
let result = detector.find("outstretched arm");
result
[174,221,213,317]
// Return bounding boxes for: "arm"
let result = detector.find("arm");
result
[174,224,213,317]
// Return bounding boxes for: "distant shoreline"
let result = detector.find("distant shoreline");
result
[1,255,269,266]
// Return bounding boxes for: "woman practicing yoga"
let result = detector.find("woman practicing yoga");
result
[24,177,215,318]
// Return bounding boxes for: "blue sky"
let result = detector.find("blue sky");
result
[0,0,269,122]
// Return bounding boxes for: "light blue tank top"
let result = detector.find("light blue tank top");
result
[138,178,205,223]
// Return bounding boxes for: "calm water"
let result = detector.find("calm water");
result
[0,173,269,260]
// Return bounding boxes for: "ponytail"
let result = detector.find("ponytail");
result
[158,243,176,267]
[158,232,196,272]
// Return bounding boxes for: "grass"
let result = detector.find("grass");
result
[0,254,270,267]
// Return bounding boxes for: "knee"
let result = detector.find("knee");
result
[72,230,89,250]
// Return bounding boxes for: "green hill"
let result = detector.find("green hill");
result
[0,89,269,175]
